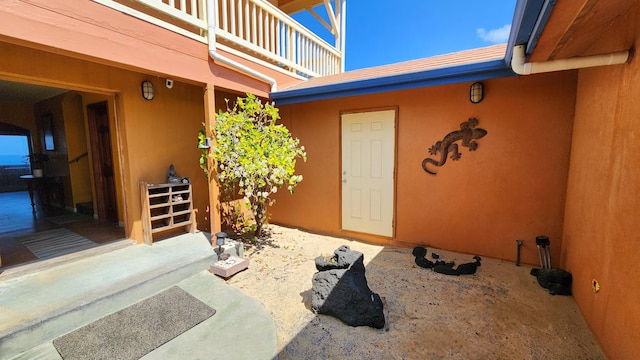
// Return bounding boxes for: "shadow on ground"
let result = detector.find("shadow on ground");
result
[225,225,605,360]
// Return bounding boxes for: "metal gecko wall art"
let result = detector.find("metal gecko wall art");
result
[422,117,487,175]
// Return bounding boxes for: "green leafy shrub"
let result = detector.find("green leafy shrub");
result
[201,93,306,237]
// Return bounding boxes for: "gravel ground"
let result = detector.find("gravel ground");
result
[225,225,605,360]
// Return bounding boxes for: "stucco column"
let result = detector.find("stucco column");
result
[203,83,221,234]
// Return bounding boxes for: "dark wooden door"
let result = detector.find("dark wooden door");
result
[87,102,118,223]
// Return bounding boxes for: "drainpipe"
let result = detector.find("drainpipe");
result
[511,45,631,75]
[206,0,277,92]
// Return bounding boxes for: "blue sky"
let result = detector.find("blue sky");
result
[294,1,517,71]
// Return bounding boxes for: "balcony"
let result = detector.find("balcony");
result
[91,0,344,78]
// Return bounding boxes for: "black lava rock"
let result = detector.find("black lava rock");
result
[530,268,572,295]
[456,256,482,275]
[312,245,385,329]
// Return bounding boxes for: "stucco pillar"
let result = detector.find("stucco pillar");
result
[203,83,221,234]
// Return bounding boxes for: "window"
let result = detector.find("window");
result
[0,135,30,166]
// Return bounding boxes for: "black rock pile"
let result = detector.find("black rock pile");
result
[530,268,572,295]
[412,246,481,276]
[311,245,385,329]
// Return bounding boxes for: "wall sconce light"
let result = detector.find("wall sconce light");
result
[141,81,154,101]
[198,137,211,149]
[470,82,484,104]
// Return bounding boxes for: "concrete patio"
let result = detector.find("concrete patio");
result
[0,232,278,360]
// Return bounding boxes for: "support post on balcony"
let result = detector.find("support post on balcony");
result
[338,0,346,72]
[203,83,221,234]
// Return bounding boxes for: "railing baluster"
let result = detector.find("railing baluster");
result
[230,0,236,35]
[305,37,310,70]
[283,22,288,60]
[276,20,281,58]
[258,8,263,48]
[297,32,301,71]
[262,11,267,51]
[314,44,319,74]
[190,0,197,17]
[307,38,311,71]
[269,14,274,53]
[237,0,243,38]
[288,25,292,65]
[221,0,228,31]
[251,2,257,45]
[303,34,307,69]
[244,0,250,43]
[94,0,343,77]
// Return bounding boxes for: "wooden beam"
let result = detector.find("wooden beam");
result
[323,0,339,36]
[307,7,333,34]
[278,0,324,15]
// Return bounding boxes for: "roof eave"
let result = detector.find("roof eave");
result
[272,59,515,105]
[271,0,553,105]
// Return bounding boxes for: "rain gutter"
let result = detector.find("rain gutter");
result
[271,60,514,105]
[206,0,277,92]
[511,45,630,75]
[508,0,631,75]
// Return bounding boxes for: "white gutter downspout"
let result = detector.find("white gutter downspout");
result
[511,45,631,75]
[206,0,277,92]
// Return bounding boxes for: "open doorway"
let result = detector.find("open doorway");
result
[0,80,125,270]
[87,101,118,223]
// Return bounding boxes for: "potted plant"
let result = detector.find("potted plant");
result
[25,153,49,177]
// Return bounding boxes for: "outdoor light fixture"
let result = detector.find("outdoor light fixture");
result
[470,82,484,103]
[215,232,227,255]
[141,81,154,100]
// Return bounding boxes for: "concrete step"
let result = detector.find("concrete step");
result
[9,270,279,360]
[0,232,216,359]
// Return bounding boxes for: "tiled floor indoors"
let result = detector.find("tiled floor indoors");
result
[0,191,125,269]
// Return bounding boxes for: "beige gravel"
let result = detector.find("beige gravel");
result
[225,225,605,360]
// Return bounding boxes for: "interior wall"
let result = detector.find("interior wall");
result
[62,93,92,209]
[0,102,37,139]
[560,6,640,358]
[61,93,89,210]
[272,71,577,265]
[33,93,71,207]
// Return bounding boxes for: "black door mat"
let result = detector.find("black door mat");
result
[53,286,216,360]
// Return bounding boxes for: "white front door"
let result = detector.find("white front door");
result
[341,110,395,237]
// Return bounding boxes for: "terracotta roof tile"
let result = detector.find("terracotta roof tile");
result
[281,43,507,91]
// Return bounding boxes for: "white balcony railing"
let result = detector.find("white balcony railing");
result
[91,0,343,78]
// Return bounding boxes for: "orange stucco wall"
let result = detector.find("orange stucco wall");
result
[0,42,228,243]
[120,76,211,242]
[0,0,302,97]
[272,72,577,266]
[560,9,640,359]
